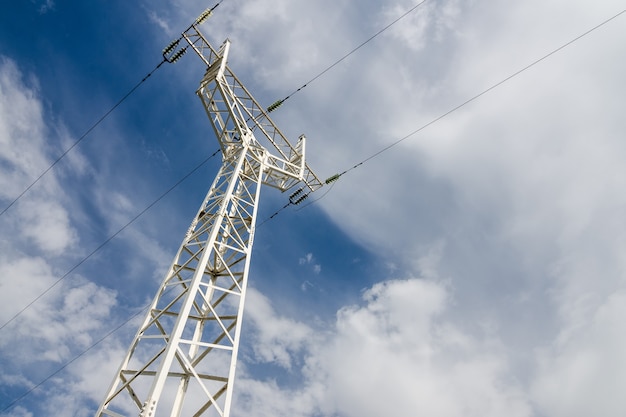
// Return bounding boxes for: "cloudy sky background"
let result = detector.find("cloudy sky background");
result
[1,0,625,416]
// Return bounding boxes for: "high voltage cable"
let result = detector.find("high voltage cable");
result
[330,7,626,176]
[0,150,220,332]
[3,7,624,413]
[261,7,626,222]
[265,0,430,113]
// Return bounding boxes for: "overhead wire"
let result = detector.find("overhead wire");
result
[4,4,625,413]
[260,7,626,222]
[294,181,338,211]
[336,7,626,177]
[257,180,338,227]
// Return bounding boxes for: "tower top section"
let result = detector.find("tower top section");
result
[166,15,323,193]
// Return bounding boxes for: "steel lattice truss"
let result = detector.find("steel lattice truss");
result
[96,21,321,417]
[185,27,322,193]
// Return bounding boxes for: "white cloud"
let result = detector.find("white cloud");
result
[383,0,462,51]
[313,279,531,417]
[0,51,211,414]
[236,278,532,417]
[0,57,49,198]
[531,291,626,416]
[0,247,122,417]
[0,252,117,363]
[244,288,313,369]
[147,10,173,36]
[65,339,131,410]
[234,377,324,417]
[299,253,313,265]
[300,280,314,291]
[298,252,321,275]
[18,198,77,254]
[2,406,34,417]
[0,254,56,325]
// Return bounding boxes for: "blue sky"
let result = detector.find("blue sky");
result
[1,1,626,416]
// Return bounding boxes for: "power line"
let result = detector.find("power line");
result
[317,8,626,191]
[262,7,626,221]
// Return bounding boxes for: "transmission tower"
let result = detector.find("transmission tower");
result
[96,10,322,417]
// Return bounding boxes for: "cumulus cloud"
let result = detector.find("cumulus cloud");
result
[0,248,121,417]
[0,255,55,325]
[0,251,117,362]
[315,279,531,417]
[17,198,76,254]
[236,278,532,417]
[0,50,215,416]
[244,288,314,369]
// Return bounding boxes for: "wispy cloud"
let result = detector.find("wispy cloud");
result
[147,10,173,36]
[36,0,55,15]
[299,252,321,274]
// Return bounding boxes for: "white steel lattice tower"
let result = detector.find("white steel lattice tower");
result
[96,15,322,417]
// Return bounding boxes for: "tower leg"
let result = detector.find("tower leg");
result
[96,146,264,417]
